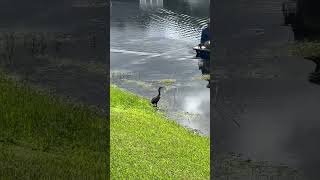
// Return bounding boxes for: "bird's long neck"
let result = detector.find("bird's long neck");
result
[158,89,161,96]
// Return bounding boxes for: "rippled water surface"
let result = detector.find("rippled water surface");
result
[111,0,210,135]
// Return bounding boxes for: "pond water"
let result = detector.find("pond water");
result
[110,0,210,135]
[213,0,320,179]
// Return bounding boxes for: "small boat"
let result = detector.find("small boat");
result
[193,44,210,59]
[194,18,210,59]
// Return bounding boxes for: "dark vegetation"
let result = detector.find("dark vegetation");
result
[0,0,108,178]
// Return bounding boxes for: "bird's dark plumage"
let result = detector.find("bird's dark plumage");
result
[151,87,163,107]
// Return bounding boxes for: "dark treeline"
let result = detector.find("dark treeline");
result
[284,0,320,39]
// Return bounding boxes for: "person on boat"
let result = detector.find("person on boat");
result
[200,19,210,46]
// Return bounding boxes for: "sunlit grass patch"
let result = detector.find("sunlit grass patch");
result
[110,85,210,179]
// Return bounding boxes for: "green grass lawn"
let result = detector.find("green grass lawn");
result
[0,73,107,179]
[110,86,210,179]
[0,71,210,179]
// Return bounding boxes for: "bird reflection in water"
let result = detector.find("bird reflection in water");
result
[197,58,241,127]
[198,59,210,88]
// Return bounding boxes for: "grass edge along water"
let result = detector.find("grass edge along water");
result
[110,85,210,179]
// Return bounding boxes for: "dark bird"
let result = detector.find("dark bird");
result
[151,87,163,107]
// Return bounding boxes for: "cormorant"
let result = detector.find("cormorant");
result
[151,87,163,107]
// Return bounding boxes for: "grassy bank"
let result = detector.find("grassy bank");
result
[0,70,209,179]
[0,73,107,179]
[110,86,210,179]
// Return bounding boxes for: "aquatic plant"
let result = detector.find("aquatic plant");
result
[291,41,320,59]
[159,79,176,85]
[192,74,210,82]
[123,79,153,89]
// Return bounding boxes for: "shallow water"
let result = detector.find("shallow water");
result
[110,0,210,135]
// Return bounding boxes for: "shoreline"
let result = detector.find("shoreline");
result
[111,85,304,179]
[0,66,305,179]
[110,85,210,179]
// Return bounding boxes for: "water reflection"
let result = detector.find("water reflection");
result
[198,59,210,88]
[308,58,320,85]
[282,0,320,40]
[213,0,320,178]
[140,0,163,9]
[111,0,210,135]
